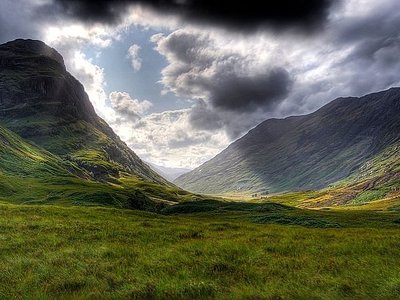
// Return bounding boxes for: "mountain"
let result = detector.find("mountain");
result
[0,39,166,184]
[175,88,400,194]
[0,39,198,209]
[147,162,191,181]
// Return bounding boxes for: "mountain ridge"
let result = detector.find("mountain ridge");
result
[175,87,400,194]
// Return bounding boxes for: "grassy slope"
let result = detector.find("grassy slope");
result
[314,144,400,209]
[0,202,400,298]
[230,143,400,210]
[0,125,195,209]
[1,115,167,184]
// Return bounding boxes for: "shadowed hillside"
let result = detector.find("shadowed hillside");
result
[175,88,400,194]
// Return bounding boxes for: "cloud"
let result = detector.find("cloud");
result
[153,29,292,113]
[151,29,294,138]
[2,0,400,170]
[127,44,142,71]
[208,68,291,112]
[40,0,334,32]
[275,0,400,115]
[0,0,46,43]
[188,101,223,131]
[109,91,152,117]
[108,108,230,169]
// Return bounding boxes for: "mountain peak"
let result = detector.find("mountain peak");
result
[0,39,65,68]
[0,39,96,123]
[0,39,168,185]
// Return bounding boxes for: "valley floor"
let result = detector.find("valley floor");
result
[0,202,400,299]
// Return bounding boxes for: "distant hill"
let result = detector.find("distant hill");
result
[147,162,191,181]
[0,39,196,209]
[175,88,400,194]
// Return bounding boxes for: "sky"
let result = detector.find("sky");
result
[1,0,400,170]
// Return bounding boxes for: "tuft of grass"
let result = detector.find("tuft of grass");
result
[251,214,342,228]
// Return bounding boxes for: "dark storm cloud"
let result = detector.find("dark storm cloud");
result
[152,29,295,138]
[45,0,334,31]
[154,30,293,114]
[188,104,266,139]
[207,68,292,112]
[167,132,207,149]
[335,4,400,68]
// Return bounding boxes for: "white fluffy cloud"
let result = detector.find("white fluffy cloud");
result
[127,44,142,71]
[110,91,152,116]
[109,109,230,169]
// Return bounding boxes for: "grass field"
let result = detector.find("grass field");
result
[1,201,400,299]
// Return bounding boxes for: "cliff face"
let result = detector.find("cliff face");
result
[0,39,95,121]
[0,39,168,184]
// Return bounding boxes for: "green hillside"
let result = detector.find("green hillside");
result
[0,124,195,209]
[297,144,400,209]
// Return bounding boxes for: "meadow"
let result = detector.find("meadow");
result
[1,201,400,299]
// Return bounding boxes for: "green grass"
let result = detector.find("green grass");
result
[265,191,324,206]
[0,124,203,210]
[0,202,400,298]
[352,190,388,205]
[251,214,341,228]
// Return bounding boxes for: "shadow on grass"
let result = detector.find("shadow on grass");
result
[251,214,342,228]
[161,200,292,214]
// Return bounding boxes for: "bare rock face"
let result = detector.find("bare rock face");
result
[0,39,168,185]
[0,39,96,122]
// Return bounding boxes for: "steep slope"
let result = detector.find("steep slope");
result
[0,39,167,184]
[0,124,83,184]
[298,144,400,208]
[175,88,400,194]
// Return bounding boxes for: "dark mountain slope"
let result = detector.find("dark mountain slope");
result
[175,88,400,194]
[0,39,167,184]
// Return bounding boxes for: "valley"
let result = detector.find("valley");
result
[0,38,399,299]
[1,201,400,299]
